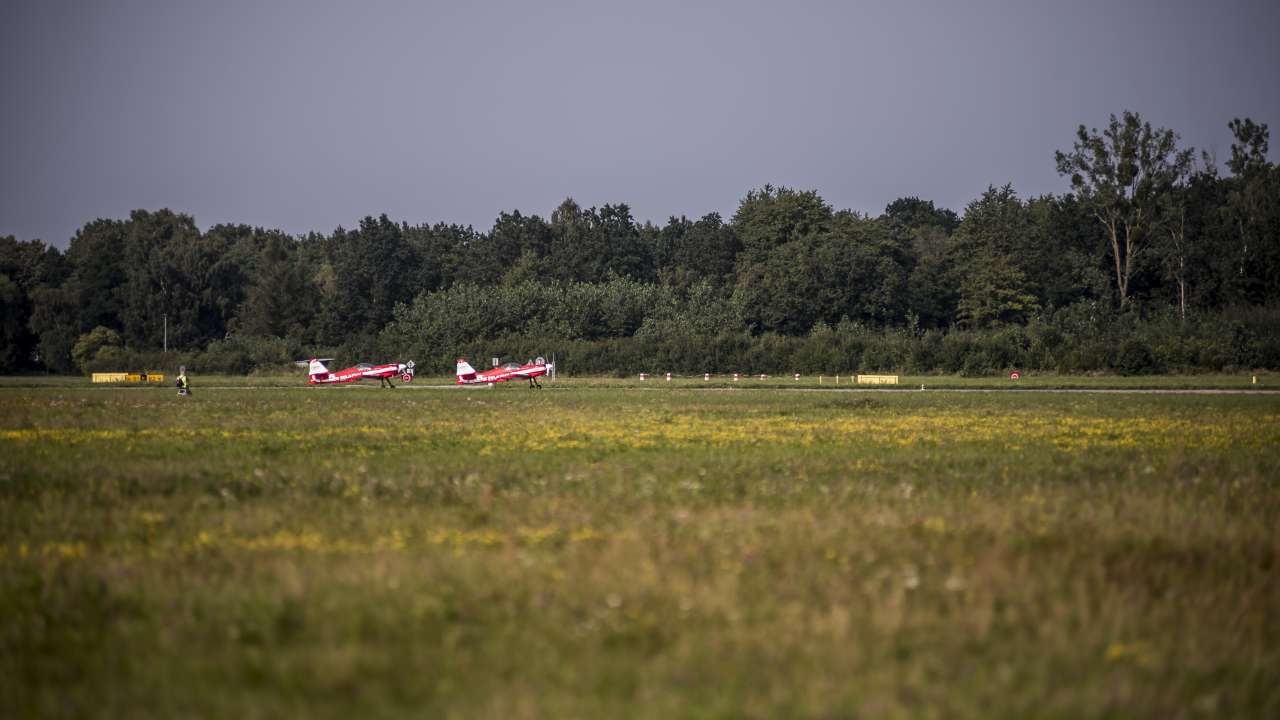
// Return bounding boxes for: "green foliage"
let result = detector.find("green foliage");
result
[540,200,655,284]
[636,282,744,340]
[1113,338,1160,375]
[199,335,297,375]
[26,286,79,373]
[655,213,740,290]
[378,299,1279,377]
[731,185,833,262]
[501,250,552,287]
[1055,111,1195,309]
[71,326,124,373]
[233,231,318,341]
[1227,117,1269,177]
[0,235,70,372]
[0,274,27,372]
[1225,119,1280,304]
[64,219,128,333]
[460,211,551,286]
[883,196,960,234]
[956,253,1040,328]
[118,210,205,349]
[321,215,419,348]
[734,205,910,334]
[951,186,1042,327]
[379,278,679,369]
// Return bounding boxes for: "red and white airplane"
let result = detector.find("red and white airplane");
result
[456,357,553,388]
[307,358,415,387]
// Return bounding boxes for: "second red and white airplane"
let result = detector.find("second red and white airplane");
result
[456,357,553,388]
[308,358,415,387]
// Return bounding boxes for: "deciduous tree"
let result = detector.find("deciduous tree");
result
[1225,118,1277,302]
[950,186,1041,327]
[1056,111,1193,310]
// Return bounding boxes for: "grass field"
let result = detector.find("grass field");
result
[2,379,1278,718]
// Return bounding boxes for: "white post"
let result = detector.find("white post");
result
[794,373,799,381]
[733,373,739,382]
[704,373,710,381]
[665,372,671,382]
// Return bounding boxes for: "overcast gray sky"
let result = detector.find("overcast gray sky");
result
[2,0,1277,247]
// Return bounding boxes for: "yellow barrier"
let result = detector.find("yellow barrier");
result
[91,372,166,384]
[856,374,899,385]
[92,373,128,383]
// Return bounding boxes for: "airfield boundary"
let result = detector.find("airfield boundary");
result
[0,372,1273,392]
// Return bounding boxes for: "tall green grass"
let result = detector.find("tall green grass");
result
[2,384,1277,717]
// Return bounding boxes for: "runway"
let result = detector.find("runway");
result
[786,387,1280,395]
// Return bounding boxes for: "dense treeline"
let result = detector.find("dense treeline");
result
[2,112,1278,376]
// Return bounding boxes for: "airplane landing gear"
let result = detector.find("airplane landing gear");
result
[528,377,542,389]
[380,377,396,389]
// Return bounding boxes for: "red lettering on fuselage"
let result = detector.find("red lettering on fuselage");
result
[309,363,402,385]
[459,363,548,384]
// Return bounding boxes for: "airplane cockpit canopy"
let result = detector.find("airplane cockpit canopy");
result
[500,362,523,370]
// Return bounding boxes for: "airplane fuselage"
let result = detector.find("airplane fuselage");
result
[457,362,551,385]
[309,363,408,385]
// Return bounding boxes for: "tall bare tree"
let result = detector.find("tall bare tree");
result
[1226,118,1271,298]
[1056,111,1192,310]
[1159,187,1190,321]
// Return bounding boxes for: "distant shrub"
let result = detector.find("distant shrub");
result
[1113,338,1161,375]
[72,326,123,373]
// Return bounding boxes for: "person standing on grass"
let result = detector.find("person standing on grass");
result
[176,365,191,397]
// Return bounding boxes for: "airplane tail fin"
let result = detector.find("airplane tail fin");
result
[308,358,330,382]
[456,358,477,383]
